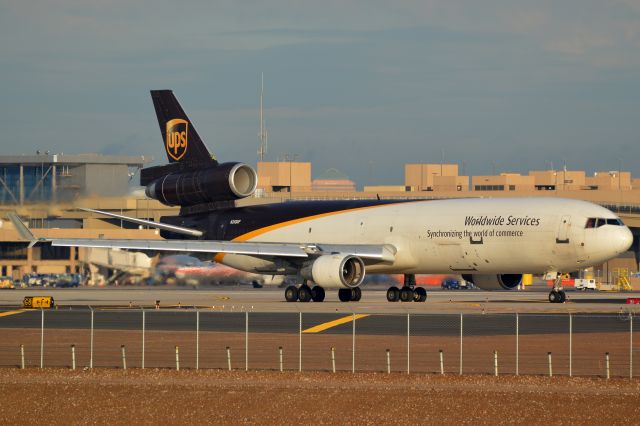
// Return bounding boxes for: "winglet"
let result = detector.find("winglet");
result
[7,213,42,248]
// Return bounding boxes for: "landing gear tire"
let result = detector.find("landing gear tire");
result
[350,287,362,302]
[386,286,400,302]
[285,285,299,302]
[414,287,427,302]
[311,286,325,302]
[558,290,566,303]
[549,290,567,303]
[298,285,312,302]
[338,288,352,302]
[400,286,414,302]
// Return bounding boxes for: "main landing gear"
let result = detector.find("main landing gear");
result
[285,282,326,302]
[548,275,567,303]
[284,282,363,302]
[386,274,427,303]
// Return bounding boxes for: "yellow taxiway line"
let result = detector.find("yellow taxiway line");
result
[0,309,27,317]
[303,314,369,334]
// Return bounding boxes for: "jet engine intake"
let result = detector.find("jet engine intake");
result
[145,162,257,206]
[301,254,365,289]
[463,273,522,290]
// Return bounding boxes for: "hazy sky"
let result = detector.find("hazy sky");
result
[1,1,639,187]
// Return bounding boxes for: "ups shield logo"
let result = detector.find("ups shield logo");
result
[165,118,189,161]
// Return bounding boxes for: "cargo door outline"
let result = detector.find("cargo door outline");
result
[438,242,476,272]
[556,215,571,244]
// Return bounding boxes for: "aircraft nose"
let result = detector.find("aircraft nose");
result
[615,226,634,254]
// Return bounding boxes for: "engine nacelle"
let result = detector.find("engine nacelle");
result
[463,274,522,290]
[301,254,365,289]
[145,162,257,206]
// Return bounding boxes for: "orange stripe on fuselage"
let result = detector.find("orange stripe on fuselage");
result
[214,201,421,263]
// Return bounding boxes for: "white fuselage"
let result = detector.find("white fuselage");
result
[220,198,633,276]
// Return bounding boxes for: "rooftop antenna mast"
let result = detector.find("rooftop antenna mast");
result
[257,72,268,162]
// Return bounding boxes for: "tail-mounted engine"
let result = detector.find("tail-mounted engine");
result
[301,254,365,289]
[141,162,257,207]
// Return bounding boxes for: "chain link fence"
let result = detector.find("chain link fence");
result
[0,309,636,378]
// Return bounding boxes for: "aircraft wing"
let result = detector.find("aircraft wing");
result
[7,211,396,261]
[47,239,396,261]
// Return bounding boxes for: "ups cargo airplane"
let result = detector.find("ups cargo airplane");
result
[9,91,634,303]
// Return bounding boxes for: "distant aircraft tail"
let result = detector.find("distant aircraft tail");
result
[150,90,217,166]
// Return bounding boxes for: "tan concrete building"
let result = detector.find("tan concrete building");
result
[257,161,312,193]
[405,164,468,191]
[586,171,632,190]
[312,179,357,192]
[472,173,535,192]
[528,170,587,190]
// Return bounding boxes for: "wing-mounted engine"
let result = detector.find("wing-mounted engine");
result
[463,274,522,290]
[301,254,365,289]
[141,162,257,207]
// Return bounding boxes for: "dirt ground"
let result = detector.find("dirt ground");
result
[0,369,639,425]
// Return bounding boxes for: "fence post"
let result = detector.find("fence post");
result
[386,349,391,374]
[121,345,127,370]
[141,309,145,370]
[459,313,463,375]
[331,347,336,373]
[226,346,232,371]
[196,309,200,370]
[605,352,610,379]
[515,313,519,376]
[175,346,180,371]
[245,311,248,372]
[406,313,410,375]
[439,349,444,375]
[20,345,25,369]
[299,311,302,373]
[279,346,283,372]
[40,309,44,369]
[352,312,356,373]
[89,307,94,369]
[71,345,76,370]
[630,313,633,379]
[494,350,498,377]
[548,352,553,377]
[569,313,573,377]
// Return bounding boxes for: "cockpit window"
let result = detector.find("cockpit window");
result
[586,217,624,228]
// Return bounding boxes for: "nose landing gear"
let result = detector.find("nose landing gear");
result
[548,274,567,303]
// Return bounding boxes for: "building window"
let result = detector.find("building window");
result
[474,185,505,191]
[39,243,71,260]
[509,185,516,191]
[0,242,28,260]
